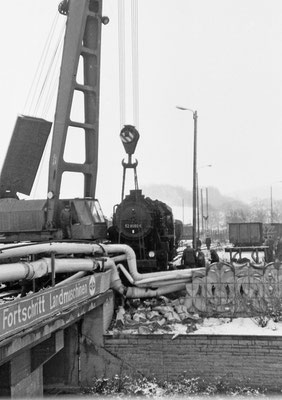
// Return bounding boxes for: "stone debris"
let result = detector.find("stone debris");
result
[115,305,126,329]
[110,296,202,335]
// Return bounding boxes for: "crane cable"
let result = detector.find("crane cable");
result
[131,0,139,129]
[36,24,65,117]
[23,11,66,198]
[23,11,66,119]
[118,0,126,128]
[117,1,143,259]
[41,33,65,116]
[118,0,139,130]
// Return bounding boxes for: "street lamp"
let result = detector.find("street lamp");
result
[176,105,198,249]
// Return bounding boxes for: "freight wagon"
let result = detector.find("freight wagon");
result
[229,222,282,247]
[228,222,263,246]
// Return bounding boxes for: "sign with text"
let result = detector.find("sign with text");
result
[0,274,97,341]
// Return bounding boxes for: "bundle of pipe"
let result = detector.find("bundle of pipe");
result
[0,242,197,282]
[0,242,199,298]
[0,257,98,282]
[100,244,197,286]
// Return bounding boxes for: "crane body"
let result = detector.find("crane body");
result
[0,0,107,242]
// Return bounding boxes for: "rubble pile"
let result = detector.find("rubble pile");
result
[109,296,202,335]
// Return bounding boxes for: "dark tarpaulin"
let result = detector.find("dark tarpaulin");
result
[0,115,52,196]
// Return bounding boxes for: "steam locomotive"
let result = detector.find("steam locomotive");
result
[108,189,180,271]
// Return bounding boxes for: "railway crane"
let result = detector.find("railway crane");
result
[0,0,108,243]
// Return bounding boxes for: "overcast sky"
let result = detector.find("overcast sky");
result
[1,1,282,221]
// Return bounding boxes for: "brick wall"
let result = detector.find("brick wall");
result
[104,334,282,391]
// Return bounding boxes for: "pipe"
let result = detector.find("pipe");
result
[125,283,186,298]
[132,271,194,286]
[97,252,191,297]
[95,258,126,295]
[103,245,201,295]
[112,254,128,263]
[0,242,202,286]
[100,244,202,282]
[102,254,191,297]
[55,257,126,294]
[0,251,128,295]
[0,262,36,282]
[0,242,203,299]
[117,263,135,285]
[43,258,98,273]
[56,271,87,287]
[0,257,97,283]
[0,242,103,259]
[135,278,192,288]
[117,261,191,293]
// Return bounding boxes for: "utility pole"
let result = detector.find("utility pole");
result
[176,106,198,249]
[201,188,204,235]
[192,111,198,249]
[206,187,209,233]
[196,172,200,240]
[270,185,273,223]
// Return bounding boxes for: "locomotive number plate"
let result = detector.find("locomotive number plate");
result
[124,223,142,229]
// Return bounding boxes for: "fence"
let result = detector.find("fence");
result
[185,261,282,319]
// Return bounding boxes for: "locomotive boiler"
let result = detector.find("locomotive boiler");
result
[108,189,177,271]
